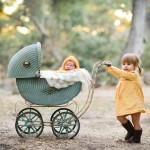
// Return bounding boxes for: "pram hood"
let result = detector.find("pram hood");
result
[7,42,42,78]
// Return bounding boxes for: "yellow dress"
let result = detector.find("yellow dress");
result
[106,66,145,116]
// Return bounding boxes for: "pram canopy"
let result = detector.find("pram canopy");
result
[7,42,42,78]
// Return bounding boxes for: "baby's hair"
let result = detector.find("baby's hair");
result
[121,53,142,75]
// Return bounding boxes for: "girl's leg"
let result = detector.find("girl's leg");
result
[131,112,141,130]
[128,112,142,143]
[116,115,128,124]
[117,116,134,141]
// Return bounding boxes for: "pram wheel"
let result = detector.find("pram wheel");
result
[15,111,44,138]
[17,108,42,117]
[50,108,74,121]
[51,111,80,139]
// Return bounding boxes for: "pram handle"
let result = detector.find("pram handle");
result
[101,60,112,67]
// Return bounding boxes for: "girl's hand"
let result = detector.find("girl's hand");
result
[104,61,112,67]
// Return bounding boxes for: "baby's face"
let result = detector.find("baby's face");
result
[64,61,75,71]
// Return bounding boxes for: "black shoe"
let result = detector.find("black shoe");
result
[122,120,134,141]
[127,129,142,143]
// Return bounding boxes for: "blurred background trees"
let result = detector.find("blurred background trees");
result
[0,0,150,90]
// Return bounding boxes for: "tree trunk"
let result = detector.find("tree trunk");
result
[124,0,148,57]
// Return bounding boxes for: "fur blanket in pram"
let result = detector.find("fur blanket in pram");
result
[40,69,92,91]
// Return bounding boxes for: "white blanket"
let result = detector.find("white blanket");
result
[40,69,92,91]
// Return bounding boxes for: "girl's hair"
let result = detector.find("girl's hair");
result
[121,53,142,75]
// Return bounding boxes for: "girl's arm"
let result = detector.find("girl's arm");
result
[106,66,137,80]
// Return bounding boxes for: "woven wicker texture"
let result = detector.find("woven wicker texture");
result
[16,78,82,106]
[7,42,42,78]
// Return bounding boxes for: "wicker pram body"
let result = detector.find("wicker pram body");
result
[7,42,82,106]
[16,78,81,106]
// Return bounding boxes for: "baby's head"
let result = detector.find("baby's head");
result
[60,56,80,71]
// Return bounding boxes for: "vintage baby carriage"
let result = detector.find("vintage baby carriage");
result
[7,42,104,139]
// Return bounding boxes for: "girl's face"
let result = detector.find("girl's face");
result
[122,62,136,72]
[64,61,75,71]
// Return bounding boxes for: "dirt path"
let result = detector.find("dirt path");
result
[0,86,150,150]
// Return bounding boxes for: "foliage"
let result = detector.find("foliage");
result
[2,0,150,86]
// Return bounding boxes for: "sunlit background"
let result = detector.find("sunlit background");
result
[0,0,150,93]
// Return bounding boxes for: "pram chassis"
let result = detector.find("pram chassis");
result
[7,42,105,139]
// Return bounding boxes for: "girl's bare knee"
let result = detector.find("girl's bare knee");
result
[116,116,127,124]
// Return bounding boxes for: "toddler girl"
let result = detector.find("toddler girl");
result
[105,53,145,143]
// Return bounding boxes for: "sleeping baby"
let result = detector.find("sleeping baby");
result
[40,56,92,91]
